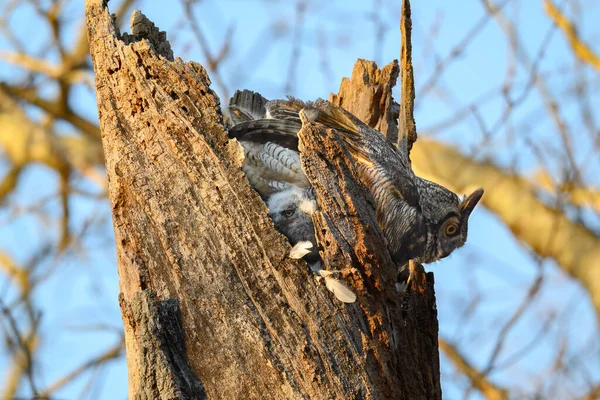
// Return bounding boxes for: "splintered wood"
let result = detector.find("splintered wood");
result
[85,0,440,397]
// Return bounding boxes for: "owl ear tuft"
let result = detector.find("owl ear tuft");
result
[460,188,484,218]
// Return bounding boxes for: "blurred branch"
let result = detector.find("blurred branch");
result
[37,338,124,398]
[439,337,509,400]
[1,332,38,400]
[544,0,600,71]
[181,0,231,98]
[0,165,22,203]
[535,170,600,213]
[0,83,100,139]
[580,385,600,400]
[0,89,105,185]
[492,312,555,371]
[370,0,386,63]
[0,251,28,289]
[0,298,40,400]
[0,52,61,78]
[481,0,582,184]
[481,270,543,375]
[284,0,307,94]
[417,0,511,103]
[459,267,543,400]
[58,170,71,251]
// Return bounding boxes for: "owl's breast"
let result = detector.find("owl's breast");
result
[379,197,428,263]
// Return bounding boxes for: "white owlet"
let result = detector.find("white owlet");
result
[227,90,356,303]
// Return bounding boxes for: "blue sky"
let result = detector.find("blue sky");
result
[1,0,599,398]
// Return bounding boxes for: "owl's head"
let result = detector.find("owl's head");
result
[267,187,319,261]
[420,185,484,263]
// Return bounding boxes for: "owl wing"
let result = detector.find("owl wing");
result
[228,119,302,149]
[227,89,268,126]
[300,99,421,209]
[265,97,307,121]
[238,138,310,197]
[228,92,309,199]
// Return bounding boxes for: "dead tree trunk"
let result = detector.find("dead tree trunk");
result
[85,1,441,398]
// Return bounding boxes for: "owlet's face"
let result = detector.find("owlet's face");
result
[267,188,317,248]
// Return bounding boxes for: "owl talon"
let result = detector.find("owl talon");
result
[396,262,411,293]
[323,276,357,303]
[289,241,313,259]
[395,281,407,293]
[310,263,356,303]
[315,269,342,278]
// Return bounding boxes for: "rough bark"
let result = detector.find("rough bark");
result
[121,290,206,400]
[330,59,400,144]
[399,0,418,156]
[85,1,441,398]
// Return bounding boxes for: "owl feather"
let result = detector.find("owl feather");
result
[227,89,483,295]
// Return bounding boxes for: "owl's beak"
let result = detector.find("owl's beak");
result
[460,188,484,217]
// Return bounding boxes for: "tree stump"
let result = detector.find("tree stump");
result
[85,1,441,398]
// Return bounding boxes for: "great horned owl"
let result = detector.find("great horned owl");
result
[297,99,484,266]
[227,90,483,294]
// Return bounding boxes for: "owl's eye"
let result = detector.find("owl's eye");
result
[282,209,295,217]
[445,223,459,236]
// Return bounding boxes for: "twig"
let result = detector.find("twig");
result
[417,0,512,104]
[545,0,600,71]
[37,338,124,398]
[439,337,509,400]
[284,0,307,94]
[181,0,231,98]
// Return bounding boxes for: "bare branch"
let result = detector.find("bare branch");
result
[534,170,600,214]
[439,337,509,400]
[545,0,600,71]
[0,83,100,139]
[38,338,125,398]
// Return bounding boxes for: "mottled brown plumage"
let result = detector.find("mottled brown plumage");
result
[227,90,483,273]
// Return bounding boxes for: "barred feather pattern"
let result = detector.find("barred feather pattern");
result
[240,141,309,197]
